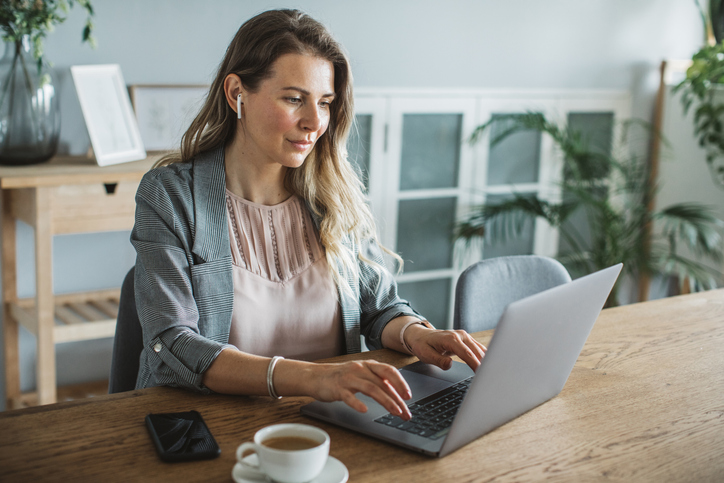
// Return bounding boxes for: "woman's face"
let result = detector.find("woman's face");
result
[238,53,335,170]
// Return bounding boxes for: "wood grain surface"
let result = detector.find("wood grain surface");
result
[0,155,160,189]
[0,290,722,482]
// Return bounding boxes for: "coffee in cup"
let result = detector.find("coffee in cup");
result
[262,436,321,451]
[236,423,330,483]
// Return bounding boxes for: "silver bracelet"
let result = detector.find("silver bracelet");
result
[400,320,432,353]
[266,356,284,399]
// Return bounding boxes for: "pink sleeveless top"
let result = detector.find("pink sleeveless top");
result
[225,190,343,361]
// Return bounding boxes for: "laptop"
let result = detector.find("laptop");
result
[301,263,622,457]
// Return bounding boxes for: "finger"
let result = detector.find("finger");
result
[461,335,486,364]
[367,362,412,400]
[382,380,412,420]
[343,361,409,413]
[416,343,454,370]
[343,363,409,416]
[473,339,488,352]
[368,375,411,418]
[341,391,368,414]
[454,344,482,371]
[434,332,481,370]
[470,337,488,354]
[354,378,411,419]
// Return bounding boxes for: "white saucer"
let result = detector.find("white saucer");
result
[232,454,349,483]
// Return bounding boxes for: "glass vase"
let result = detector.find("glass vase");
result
[0,37,60,166]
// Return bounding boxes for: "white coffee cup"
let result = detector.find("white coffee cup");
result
[236,423,330,483]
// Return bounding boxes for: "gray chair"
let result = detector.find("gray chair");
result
[109,267,143,394]
[453,255,571,333]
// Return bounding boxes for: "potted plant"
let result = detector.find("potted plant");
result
[0,0,95,165]
[674,0,724,188]
[455,113,724,306]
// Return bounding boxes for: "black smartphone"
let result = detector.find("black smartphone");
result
[145,410,221,462]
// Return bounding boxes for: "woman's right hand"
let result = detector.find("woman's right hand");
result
[304,360,413,420]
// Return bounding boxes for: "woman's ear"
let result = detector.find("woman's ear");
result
[223,74,244,119]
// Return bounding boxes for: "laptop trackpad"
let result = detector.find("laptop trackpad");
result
[401,360,474,384]
[350,361,475,412]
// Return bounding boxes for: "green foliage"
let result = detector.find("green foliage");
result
[456,113,724,305]
[0,0,95,70]
[673,0,724,188]
[673,44,724,170]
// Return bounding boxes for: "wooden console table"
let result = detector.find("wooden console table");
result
[1,155,160,409]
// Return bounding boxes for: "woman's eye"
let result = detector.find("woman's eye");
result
[287,97,302,104]
[320,101,331,108]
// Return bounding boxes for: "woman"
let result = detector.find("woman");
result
[132,9,486,420]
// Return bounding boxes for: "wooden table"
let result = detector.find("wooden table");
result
[0,290,722,482]
[1,155,159,408]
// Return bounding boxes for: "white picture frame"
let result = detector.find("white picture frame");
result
[70,64,146,166]
[129,85,209,152]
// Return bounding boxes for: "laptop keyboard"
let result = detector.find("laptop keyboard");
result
[374,376,473,440]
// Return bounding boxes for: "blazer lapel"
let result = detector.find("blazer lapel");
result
[191,145,229,263]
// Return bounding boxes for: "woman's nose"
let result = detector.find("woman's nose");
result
[300,104,325,132]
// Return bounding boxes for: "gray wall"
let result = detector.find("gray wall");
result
[0,0,702,410]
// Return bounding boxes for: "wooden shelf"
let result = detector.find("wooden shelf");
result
[2,156,152,407]
[5,291,119,410]
[12,290,120,343]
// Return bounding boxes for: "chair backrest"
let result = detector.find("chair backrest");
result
[109,267,143,394]
[453,255,571,333]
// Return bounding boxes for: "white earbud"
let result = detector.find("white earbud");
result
[237,94,242,119]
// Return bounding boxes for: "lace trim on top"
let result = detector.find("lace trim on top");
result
[300,208,314,264]
[225,190,323,283]
[226,195,246,267]
[268,210,283,280]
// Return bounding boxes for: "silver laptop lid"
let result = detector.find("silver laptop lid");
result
[440,263,622,456]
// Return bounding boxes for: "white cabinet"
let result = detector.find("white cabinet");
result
[350,89,630,328]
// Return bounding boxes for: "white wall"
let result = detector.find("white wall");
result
[0,0,703,410]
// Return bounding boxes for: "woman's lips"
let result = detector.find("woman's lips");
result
[288,139,314,150]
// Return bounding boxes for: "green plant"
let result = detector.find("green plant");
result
[673,0,724,188]
[455,113,724,306]
[0,0,95,71]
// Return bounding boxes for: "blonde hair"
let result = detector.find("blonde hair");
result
[157,9,400,292]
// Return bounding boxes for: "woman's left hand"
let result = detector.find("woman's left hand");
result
[405,326,487,371]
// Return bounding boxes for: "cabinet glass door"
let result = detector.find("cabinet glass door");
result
[386,98,477,328]
[481,111,547,259]
[347,114,372,191]
[474,100,558,262]
[557,111,615,273]
[350,97,387,231]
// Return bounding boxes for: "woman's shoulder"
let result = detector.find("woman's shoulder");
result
[136,146,225,217]
[136,160,195,213]
[143,160,194,185]
[143,145,223,187]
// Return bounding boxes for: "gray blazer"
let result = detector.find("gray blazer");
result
[131,145,421,392]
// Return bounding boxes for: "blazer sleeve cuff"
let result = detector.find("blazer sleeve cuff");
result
[149,327,235,392]
[364,305,425,351]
